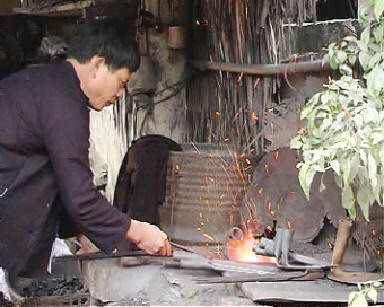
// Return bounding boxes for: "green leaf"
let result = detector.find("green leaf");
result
[368,53,382,70]
[330,160,341,176]
[349,292,369,307]
[354,114,364,129]
[356,184,371,221]
[349,205,357,220]
[339,64,353,76]
[366,67,384,95]
[373,24,384,43]
[359,52,371,70]
[363,107,379,123]
[359,150,368,166]
[361,27,371,45]
[348,54,357,65]
[341,184,354,210]
[367,289,377,303]
[298,164,310,199]
[306,167,316,195]
[330,55,340,70]
[349,154,360,182]
[290,136,302,149]
[373,175,384,205]
[374,0,384,20]
[344,36,357,43]
[358,5,368,22]
[371,132,384,144]
[367,152,377,188]
[298,164,316,199]
[348,291,358,305]
[348,294,368,307]
[337,50,348,63]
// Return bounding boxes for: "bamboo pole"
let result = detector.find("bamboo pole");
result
[191,60,330,75]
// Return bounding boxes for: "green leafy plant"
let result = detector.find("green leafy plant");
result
[290,0,384,221]
[348,281,383,307]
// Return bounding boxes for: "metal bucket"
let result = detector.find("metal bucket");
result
[159,144,248,244]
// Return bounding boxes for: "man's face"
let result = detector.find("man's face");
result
[86,57,131,111]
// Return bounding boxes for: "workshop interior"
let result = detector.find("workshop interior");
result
[0,0,383,306]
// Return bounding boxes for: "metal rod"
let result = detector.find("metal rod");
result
[169,242,197,254]
[195,270,325,283]
[191,60,330,75]
[54,250,171,262]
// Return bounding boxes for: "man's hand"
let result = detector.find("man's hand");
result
[125,220,172,256]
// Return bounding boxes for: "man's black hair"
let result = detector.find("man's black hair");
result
[67,19,140,72]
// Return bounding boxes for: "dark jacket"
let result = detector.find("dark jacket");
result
[0,61,130,279]
[113,135,181,226]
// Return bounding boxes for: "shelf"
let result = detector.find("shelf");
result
[13,1,93,17]
[12,0,138,18]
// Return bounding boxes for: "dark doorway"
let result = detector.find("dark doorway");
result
[316,0,358,21]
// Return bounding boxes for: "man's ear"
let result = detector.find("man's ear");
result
[90,55,106,76]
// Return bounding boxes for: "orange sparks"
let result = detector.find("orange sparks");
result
[273,151,279,161]
[227,230,276,264]
[194,19,208,26]
[251,112,259,121]
[264,164,269,175]
[237,72,244,84]
[203,233,215,242]
[257,187,263,196]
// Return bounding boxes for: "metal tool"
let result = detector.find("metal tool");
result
[253,228,332,270]
[55,249,173,262]
[169,241,198,254]
[165,251,277,274]
[195,269,325,283]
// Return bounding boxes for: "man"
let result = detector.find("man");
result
[0,18,171,291]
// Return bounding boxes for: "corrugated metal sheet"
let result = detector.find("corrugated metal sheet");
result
[160,145,248,244]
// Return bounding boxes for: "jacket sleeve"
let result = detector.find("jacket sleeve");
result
[40,86,130,253]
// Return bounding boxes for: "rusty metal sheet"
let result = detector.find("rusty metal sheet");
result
[241,148,347,243]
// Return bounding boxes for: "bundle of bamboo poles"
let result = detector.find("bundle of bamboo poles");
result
[187,0,315,156]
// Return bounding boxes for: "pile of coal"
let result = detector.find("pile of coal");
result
[19,277,84,297]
